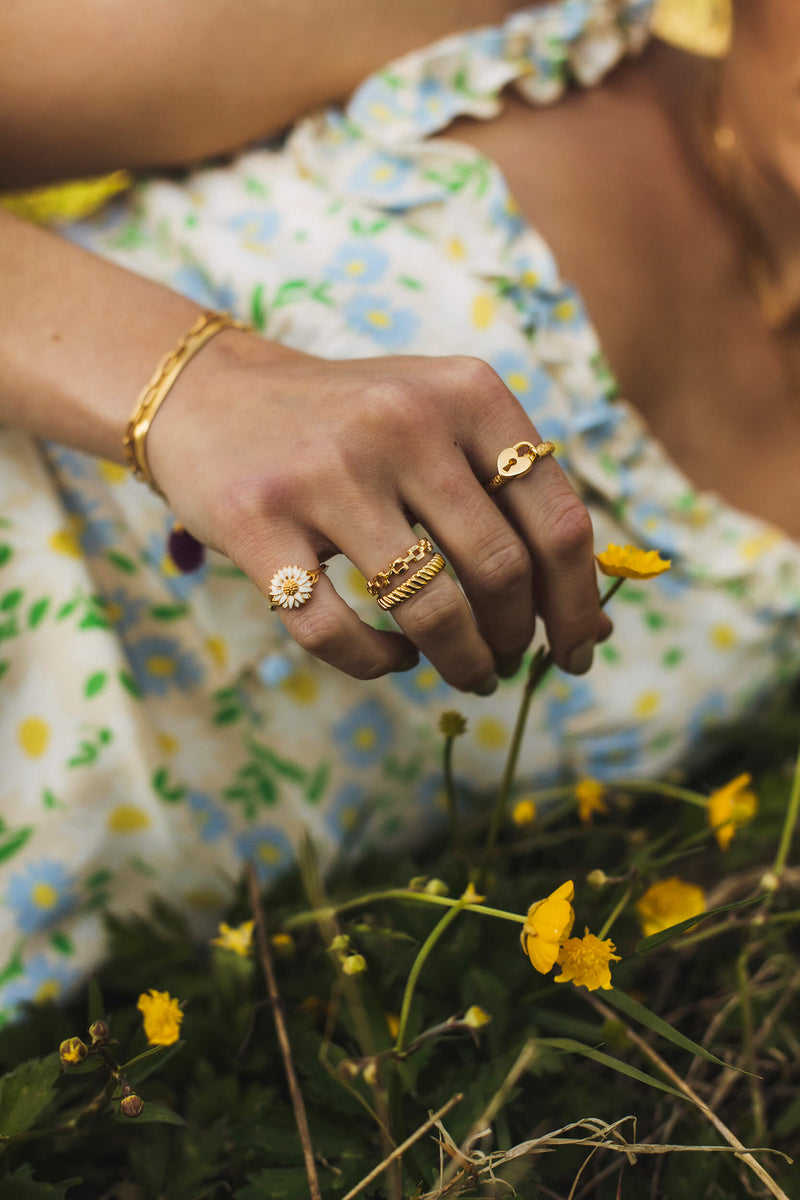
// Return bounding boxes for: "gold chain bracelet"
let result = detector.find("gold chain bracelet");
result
[123,309,251,496]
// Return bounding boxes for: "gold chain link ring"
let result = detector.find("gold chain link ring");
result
[366,537,435,597]
[376,553,446,610]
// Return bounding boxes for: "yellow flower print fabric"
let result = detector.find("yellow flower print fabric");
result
[2,0,800,1021]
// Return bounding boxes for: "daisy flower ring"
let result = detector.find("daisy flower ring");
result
[268,563,328,611]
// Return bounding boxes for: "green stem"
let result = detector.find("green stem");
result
[597,883,632,941]
[611,779,710,810]
[481,576,627,867]
[773,733,800,877]
[394,899,470,1055]
[737,945,766,1141]
[442,735,463,856]
[284,888,527,931]
[482,646,552,865]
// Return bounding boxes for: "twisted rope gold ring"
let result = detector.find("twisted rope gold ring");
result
[376,553,446,610]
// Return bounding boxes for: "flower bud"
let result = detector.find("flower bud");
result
[586,869,609,889]
[462,1005,491,1029]
[88,1019,110,1044]
[329,934,350,953]
[120,1093,144,1119]
[423,878,449,896]
[438,710,467,738]
[337,1059,361,1081]
[59,1037,88,1067]
[362,1059,378,1087]
[759,870,780,894]
[271,932,295,958]
[511,798,537,827]
[341,954,367,976]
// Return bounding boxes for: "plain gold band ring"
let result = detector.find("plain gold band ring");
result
[377,553,446,610]
[485,440,556,495]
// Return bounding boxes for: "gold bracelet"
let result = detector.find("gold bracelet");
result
[122,309,251,496]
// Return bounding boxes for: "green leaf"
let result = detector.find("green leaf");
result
[604,990,736,1072]
[1,1165,81,1200]
[0,588,22,611]
[49,931,75,956]
[27,598,49,629]
[83,671,108,698]
[123,1041,183,1085]
[0,1054,60,1137]
[116,1100,186,1126]
[105,550,137,574]
[634,893,766,954]
[0,826,33,864]
[248,741,306,783]
[213,706,243,726]
[150,604,188,621]
[78,612,109,631]
[251,283,267,331]
[0,659,9,683]
[235,1169,316,1199]
[118,670,142,699]
[533,1038,688,1103]
[0,544,12,568]
[152,767,185,803]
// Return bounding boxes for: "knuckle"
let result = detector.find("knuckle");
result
[290,606,343,660]
[473,535,530,596]
[399,584,465,641]
[364,379,418,432]
[540,495,594,562]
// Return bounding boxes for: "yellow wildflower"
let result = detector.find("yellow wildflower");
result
[520,881,575,974]
[575,777,609,825]
[708,773,758,850]
[511,797,537,827]
[342,954,367,976]
[59,1036,88,1067]
[595,544,672,579]
[210,919,254,957]
[636,877,706,938]
[462,1005,491,1029]
[555,930,621,991]
[136,988,184,1047]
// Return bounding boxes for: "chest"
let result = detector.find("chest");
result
[444,69,800,540]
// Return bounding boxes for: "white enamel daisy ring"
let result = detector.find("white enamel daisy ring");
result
[268,564,327,611]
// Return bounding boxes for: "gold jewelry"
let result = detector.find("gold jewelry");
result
[484,441,555,495]
[365,537,435,597]
[123,309,251,496]
[376,553,446,610]
[268,564,328,611]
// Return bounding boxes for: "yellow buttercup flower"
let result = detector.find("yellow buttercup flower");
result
[574,778,609,825]
[210,919,255,957]
[511,797,537,827]
[708,773,758,850]
[595,544,672,579]
[136,989,184,1047]
[520,881,575,974]
[555,930,621,991]
[636,877,706,938]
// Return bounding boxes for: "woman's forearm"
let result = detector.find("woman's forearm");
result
[0,0,526,188]
[0,208,236,459]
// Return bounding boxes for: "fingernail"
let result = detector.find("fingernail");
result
[497,657,522,679]
[473,674,499,697]
[567,638,594,676]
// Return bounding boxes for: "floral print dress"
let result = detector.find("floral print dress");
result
[2,0,799,1020]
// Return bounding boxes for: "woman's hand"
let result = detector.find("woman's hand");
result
[147,330,610,694]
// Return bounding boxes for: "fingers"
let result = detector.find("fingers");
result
[331,514,499,694]
[227,524,419,681]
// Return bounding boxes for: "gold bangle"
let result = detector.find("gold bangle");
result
[122,309,251,496]
[377,553,446,610]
